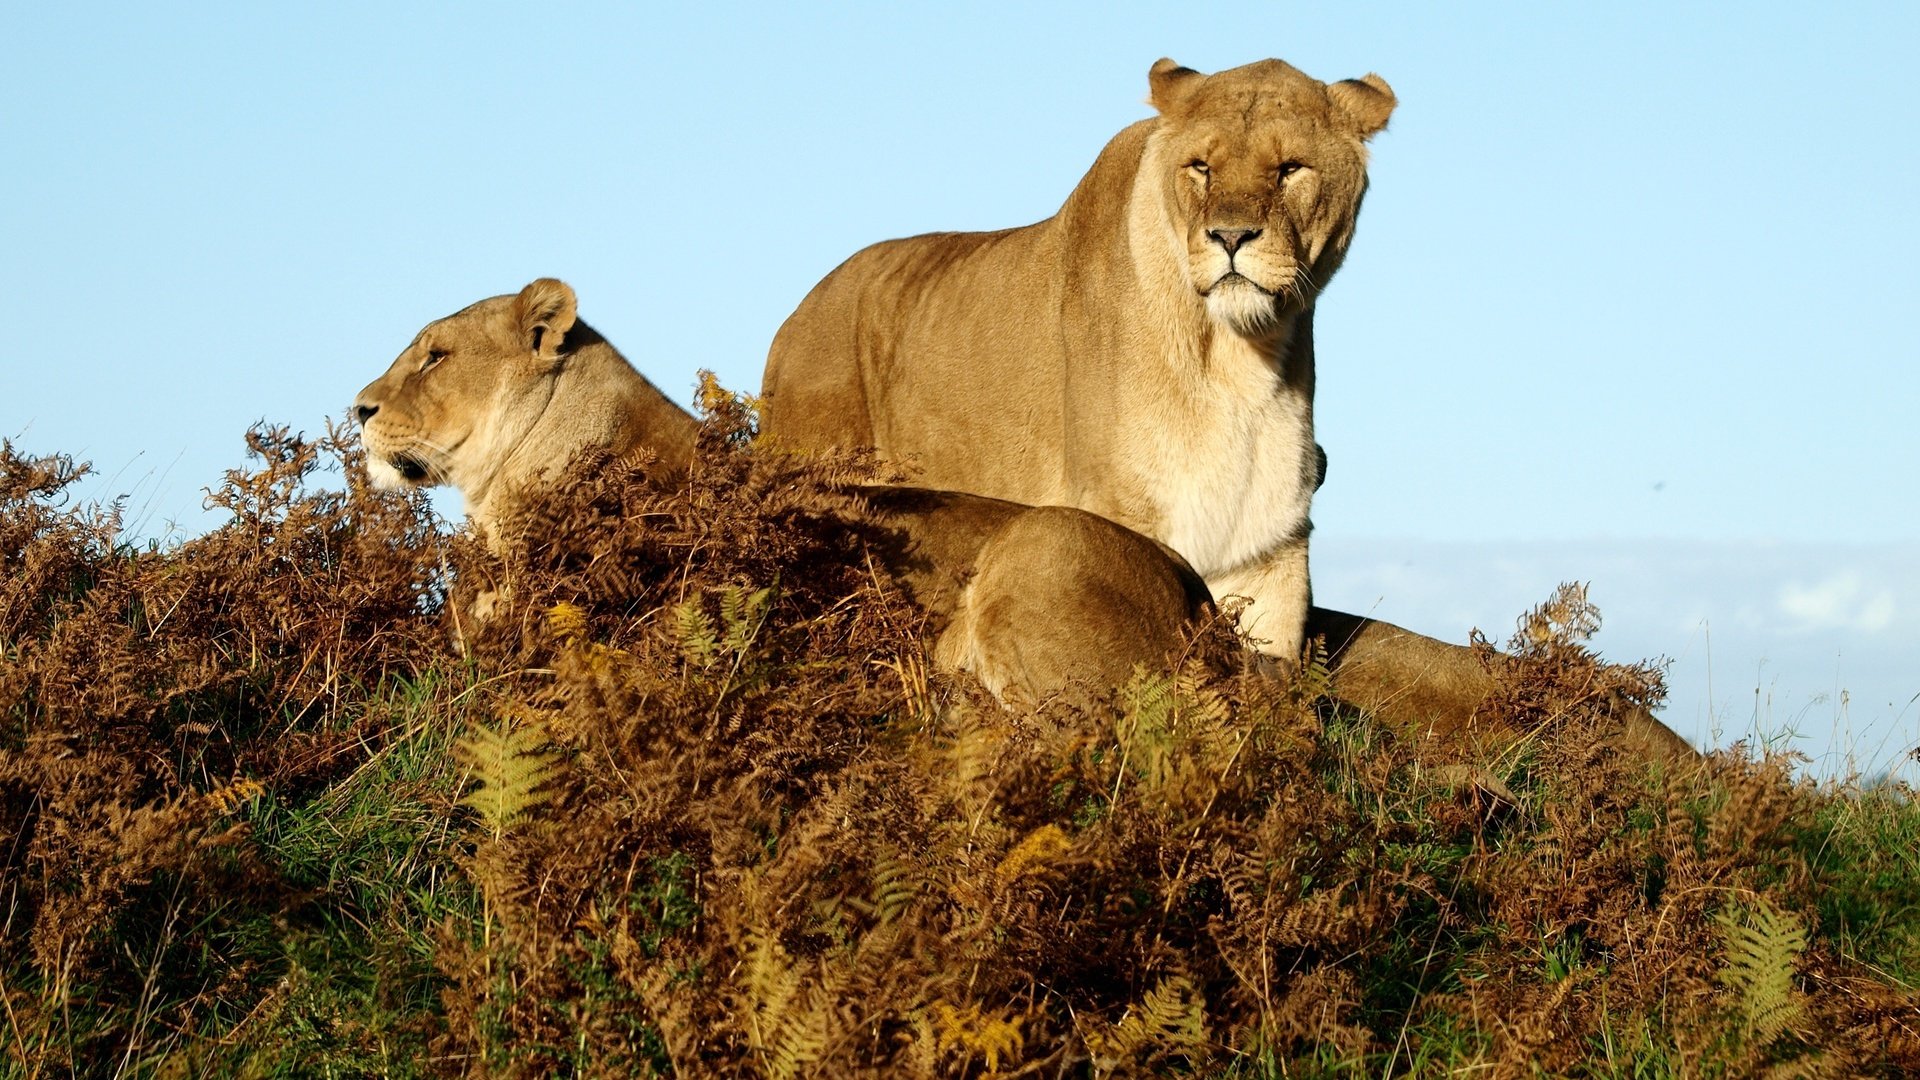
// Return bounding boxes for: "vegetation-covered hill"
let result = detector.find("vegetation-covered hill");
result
[3,416,1916,1078]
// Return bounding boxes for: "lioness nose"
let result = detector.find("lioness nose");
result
[354,403,378,424]
[1208,228,1261,254]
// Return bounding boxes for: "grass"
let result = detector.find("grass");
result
[0,666,484,1079]
[208,669,481,1078]
[1794,783,1920,985]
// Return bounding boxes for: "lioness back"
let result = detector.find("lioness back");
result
[766,128,1158,508]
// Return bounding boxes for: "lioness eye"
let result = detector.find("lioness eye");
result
[420,349,447,372]
[1277,161,1304,182]
[1186,159,1210,175]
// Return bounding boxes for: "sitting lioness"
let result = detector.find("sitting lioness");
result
[760,58,1696,763]
[763,58,1395,664]
[353,278,1211,703]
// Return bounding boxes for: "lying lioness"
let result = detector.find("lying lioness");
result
[352,278,1210,703]
[355,279,1695,762]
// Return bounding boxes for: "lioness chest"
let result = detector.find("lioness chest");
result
[1130,343,1314,581]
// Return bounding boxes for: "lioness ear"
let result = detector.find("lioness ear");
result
[1328,74,1396,140]
[1148,57,1204,113]
[514,278,578,359]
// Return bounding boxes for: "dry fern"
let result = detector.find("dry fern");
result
[930,999,1025,1072]
[996,824,1071,884]
[544,600,589,643]
[203,777,265,817]
[865,847,923,926]
[1513,581,1603,653]
[15,425,1920,1077]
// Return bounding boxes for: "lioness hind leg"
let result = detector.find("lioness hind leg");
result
[935,507,1210,704]
[1207,536,1312,666]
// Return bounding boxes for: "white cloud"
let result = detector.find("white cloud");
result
[1778,573,1897,633]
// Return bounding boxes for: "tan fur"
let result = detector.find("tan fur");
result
[762,58,1397,662]
[353,280,1211,704]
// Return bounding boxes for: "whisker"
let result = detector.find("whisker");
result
[393,436,456,486]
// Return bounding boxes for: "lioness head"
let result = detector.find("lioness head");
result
[353,278,586,499]
[1145,58,1395,335]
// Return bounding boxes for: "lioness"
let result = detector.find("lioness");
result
[763,58,1394,663]
[352,278,1211,703]
[760,58,1696,764]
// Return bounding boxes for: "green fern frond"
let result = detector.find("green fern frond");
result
[1113,667,1235,800]
[454,717,565,838]
[1121,668,1177,730]
[672,598,720,667]
[1116,669,1179,791]
[1715,899,1807,1044]
[719,583,774,658]
[672,583,774,673]
[743,926,801,1039]
[742,926,829,1079]
[764,986,833,1080]
[868,850,920,925]
[940,698,1003,806]
[1175,666,1231,729]
[1086,975,1210,1072]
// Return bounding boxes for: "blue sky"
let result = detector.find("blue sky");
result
[4,2,1914,770]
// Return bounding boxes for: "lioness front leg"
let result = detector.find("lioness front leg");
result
[1206,533,1311,665]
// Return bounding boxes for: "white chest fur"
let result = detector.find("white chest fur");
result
[1139,335,1314,580]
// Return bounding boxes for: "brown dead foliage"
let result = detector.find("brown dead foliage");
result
[2,417,1917,1078]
